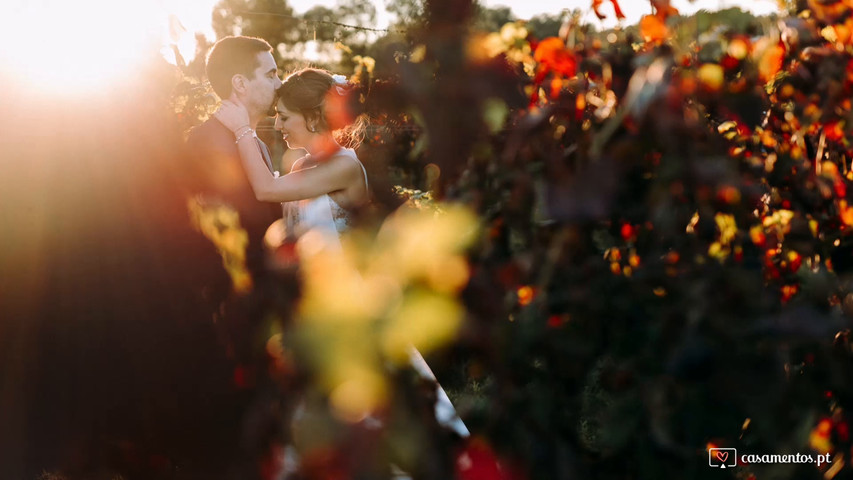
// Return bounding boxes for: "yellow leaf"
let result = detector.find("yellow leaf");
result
[329,365,388,423]
[483,97,509,134]
[410,44,427,63]
[382,290,464,364]
[698,63,724,92]
[715,213,738,245]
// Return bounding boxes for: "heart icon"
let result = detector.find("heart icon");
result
[716,451,729,463]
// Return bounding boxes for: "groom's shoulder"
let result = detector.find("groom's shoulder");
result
[186,117,235,154]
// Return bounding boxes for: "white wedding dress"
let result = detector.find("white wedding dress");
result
[284,147,469,435]
[282,147,364,251]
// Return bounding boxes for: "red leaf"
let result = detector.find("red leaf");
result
[548,315,567,329]
[825,121,845,142]
[456,439,510,480]
[611,0,626,20]
[620,223,635,241]
[233,365,251,389]
[592,0,625,20]
[528,87,540,108]
[592,0,606,20]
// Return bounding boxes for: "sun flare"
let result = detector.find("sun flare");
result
[1,0,206,95]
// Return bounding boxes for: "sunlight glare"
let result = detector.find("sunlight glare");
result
[1,0,183,95]
[303,40,321,62]
[160,14,197,67]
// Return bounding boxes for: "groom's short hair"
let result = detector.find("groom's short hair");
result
[206,36,273,99]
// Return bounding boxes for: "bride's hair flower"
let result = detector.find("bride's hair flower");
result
[331,74,349,95]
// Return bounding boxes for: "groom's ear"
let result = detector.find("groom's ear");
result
[230,74,248,96]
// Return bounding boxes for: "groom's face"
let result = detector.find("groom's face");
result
[242,51,281,116]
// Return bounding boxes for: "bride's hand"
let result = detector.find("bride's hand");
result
[214,100,251,134]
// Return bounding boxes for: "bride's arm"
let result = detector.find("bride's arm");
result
[237,137,359,202]
[215,101,359,203]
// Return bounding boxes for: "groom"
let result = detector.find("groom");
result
[187,35,282,277]
[183,35,283,478]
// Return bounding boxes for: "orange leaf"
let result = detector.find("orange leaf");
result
[324,88,354,131]
[550,77,563,99]
[833,21,853,44]
[781,284,799,303]
[808,0,852,24]
[534,37,576,78]
[651,0,679,20]
[639,14,668,43]
[517,285,536,306]
[758,42,785,83]
[841,200,853,226]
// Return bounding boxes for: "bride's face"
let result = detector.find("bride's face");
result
[274,101,311,149]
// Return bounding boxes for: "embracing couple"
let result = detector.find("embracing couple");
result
[186,35,466,479]
[187,35,369,270]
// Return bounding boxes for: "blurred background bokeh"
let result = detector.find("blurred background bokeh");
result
[9,1,853,479]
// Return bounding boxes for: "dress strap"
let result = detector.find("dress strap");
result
[354,157,369,191]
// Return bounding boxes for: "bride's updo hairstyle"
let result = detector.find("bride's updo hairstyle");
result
[277,68,366,148]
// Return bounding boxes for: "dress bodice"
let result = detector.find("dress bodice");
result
[282,148,368,242]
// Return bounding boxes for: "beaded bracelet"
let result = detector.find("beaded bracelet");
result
[234,128,256,144]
